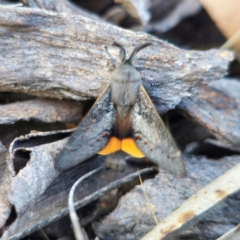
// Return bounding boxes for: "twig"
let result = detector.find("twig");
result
[138,169,158,225]
[68,167,103,240]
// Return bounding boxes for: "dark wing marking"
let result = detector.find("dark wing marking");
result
[131,86,187,177]
[55,85,116,171]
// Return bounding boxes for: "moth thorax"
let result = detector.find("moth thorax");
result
[111,63,141,120]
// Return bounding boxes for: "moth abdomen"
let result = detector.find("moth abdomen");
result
[113,111,132,139]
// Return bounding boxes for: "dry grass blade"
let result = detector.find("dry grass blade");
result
[138,169,158,225]
[199,0,240,50]
[141,162,240,240]
[220,28,240,50]
[68,167,103,240]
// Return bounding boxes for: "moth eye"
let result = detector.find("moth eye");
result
[89,142,94,146]
[144,140,148,145]
[96,138,100,141]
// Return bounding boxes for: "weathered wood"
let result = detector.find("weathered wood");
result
[146,0,202,32]
[0,142,7,172]
[0,121,71,149]
[4,163,156,240]
[141,161,240,240]
[22,0,103,21]
[0,2,238,239]
[0,129,156,239]
[102,5,128,25]
[178,79,240,150]
[0,130,72,233]
[0,6,233,114]
[0,99,82,125]
[93,155,240,240]
[0,142,10,229]
[115,0,151,26]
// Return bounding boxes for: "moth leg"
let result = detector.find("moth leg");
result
[105,151,127,172]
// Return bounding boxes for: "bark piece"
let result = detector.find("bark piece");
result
[178,79,240,151]
[0,130,72,232]
[0,142,7,172]
[0,99,82,125]
[115,0,151,26]
[146,0,202,33]
[0,121,70,149]
[102,6,128,25]
[147,0,182,21]
[4,164,156,240]
[0,142,11,230]
[0,6,233,114]
[93,155,240,240]
[22,0,102,21]
[0,129,156,239]
[71,0,112,14]
[141,161,240,240]
[0,167,12,233]
[199,0,240,51]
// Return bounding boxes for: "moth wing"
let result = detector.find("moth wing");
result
[55,85,116,171]
[131,86,187,177]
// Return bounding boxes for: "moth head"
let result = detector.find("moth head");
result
[113,42,151,66]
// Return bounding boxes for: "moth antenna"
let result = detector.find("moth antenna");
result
[104,46,116,68]
[128,43,151,64]
[113,42,126,63]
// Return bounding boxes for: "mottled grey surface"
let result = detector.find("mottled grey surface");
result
[0,99,82,125]
[0,141,7,172]
[0,130,71,232]
[179,79,240,150]
[0,141,10,228]
[93,155,240,240]
[0,6,233,114]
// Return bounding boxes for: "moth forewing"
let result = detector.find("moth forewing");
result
[131,86,187,177]
[54,85,116,171]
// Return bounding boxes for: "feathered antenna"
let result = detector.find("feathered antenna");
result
[128,43,151,64]
[113,42,126,63]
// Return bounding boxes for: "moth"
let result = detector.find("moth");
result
[55,43,187,177]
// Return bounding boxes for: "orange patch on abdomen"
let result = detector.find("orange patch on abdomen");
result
[98,136,121,155]
[99,110,145,158]
[99,136,144,158]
